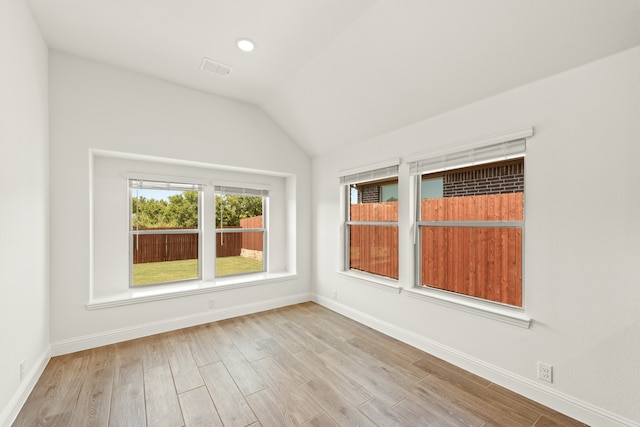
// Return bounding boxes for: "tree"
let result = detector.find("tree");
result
[131,192,262,229]
[132,191,198,229]
[215,195,262,227]
[131,196,171,229]
[166,191,199,228]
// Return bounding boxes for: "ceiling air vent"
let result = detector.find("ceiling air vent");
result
[200,57,232,78]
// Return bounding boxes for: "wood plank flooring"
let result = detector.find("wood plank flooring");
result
[13,303,587,426]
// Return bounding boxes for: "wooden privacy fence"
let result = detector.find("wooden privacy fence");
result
[240,216,263,251]
[349,193,523,306]
[133,216,264,263]
[132,233,199,264]
[349,202,398,279]
[421,193,523,306]
[216,227,242,258]
[421,192,523,221]
[350,202,398,222]
[349,225,399,279]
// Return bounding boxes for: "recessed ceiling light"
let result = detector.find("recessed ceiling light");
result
[236,38,255,52]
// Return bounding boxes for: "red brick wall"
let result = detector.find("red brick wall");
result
[444,159,524,197]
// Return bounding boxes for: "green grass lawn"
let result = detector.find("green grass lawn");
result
[216,256,263,276]
[133,256,263,286]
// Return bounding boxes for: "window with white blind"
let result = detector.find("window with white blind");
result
[410,135,529,308]
[129,181,271,286]
[128,180,274,287]
[340,161,399,280]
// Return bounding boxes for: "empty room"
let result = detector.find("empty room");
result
[2,0,639,426]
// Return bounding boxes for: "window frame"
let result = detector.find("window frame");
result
[408,131,532,323]
[214,186,268,278]
[128,179,203,288]
[127,179,272,287]
[413,162,524,307]
[339,160,400,283]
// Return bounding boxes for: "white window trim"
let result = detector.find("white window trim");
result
[405,286,531,328]
[337,270,402,293]
[408,127,533,327]
[86,272,298,310]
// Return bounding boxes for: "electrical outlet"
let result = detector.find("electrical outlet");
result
[537,361,553,383]
[208,299,216,309]
[19,361,25,381]
[333,290,338,300]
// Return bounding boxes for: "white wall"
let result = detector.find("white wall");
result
[48,52,311,350]
[312,46,640,425]
[0,0,50,424]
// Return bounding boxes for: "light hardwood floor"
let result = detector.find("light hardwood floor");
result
[13,302,587,426]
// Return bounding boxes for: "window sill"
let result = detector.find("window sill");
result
[87,272,297,310]
[405,287,531,328]
[337,271,402,293]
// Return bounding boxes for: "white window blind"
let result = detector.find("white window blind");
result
[339,165,399,186]
[129,179,203,192]
[214,185,269,197]
[409,138,526,176]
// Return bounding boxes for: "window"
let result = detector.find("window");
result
[341,163,399,280]
[411,139,526,307]
[421,177,443,199]
[214,186,268,277]
[380,183,398,202]
[128,180,271,286]
[130,179,202,286]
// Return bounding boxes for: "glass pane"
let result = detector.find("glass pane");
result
[130,185,200,286]
[215,194,263,228]
[349,225,398,279]
[132,234,199,286]
[421,177,444,199]
[131,188,199,230]
[380,183,398,202]
[350,178,398,222]
[216,230,264,276]
[420,226,522,306]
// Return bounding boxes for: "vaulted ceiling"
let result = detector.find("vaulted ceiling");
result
[26,0,640,156]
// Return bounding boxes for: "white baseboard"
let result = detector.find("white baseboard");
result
[51,293,311,356]
[0,347,51,427]
[314,295,639,427]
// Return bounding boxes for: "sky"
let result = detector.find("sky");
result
[132,188,184,201]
